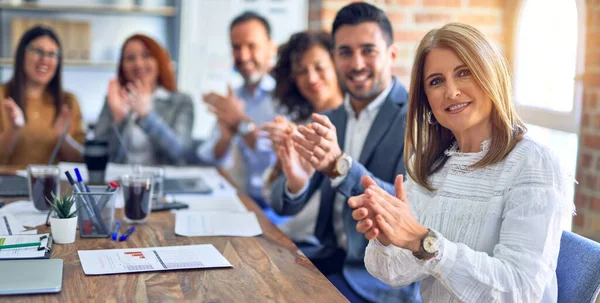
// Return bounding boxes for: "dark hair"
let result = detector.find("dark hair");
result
[6,25,64,121]
[273,31,333,122]
[331,2,394,46]
[230,11,271,39]
[118,34,176,92]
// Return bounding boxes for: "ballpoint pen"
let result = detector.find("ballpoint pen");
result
[118,226,135,242]
[74,168,90,192]
[0,241,41,250]
[98,182,119,210]
[65,171,108,234]
[111,221,120,241]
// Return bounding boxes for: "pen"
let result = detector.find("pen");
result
[98,182,119,210]
[75,168,98,206]
[74,168,90,192]
[105,182,118,193]
[65,171,108,234]
[111,221,120,241]
[0,241,41,250]
[118,226,135,242]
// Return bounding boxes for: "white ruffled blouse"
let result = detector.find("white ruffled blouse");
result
[364,136,573,303]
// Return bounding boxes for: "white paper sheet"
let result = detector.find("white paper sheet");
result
[0,213,28,235]
[78,244,232,275]
[0,233,50,259]
[0,201,49,228]
[175,211,262,237]
[166,195,247,213]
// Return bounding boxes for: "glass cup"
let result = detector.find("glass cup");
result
[27,165,61,212]
[121,174,154,223]
[133,166,165,204]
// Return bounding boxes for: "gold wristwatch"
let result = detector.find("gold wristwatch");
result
[331,153,352,178]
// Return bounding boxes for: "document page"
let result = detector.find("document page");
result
[175,211,262,237]
[78,244,232,275]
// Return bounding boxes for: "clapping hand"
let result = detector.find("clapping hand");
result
[107,79,130,124]
[262,115,294,150]
[126,79,153,118]
[348,175,428,252]
[203,85,246,128]
[291,113,342,177]
[277,125,315,194]
[3,97,25,129]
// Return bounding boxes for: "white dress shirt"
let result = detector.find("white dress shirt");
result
[364,137,574,302]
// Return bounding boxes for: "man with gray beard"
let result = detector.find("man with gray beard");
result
[196,11,279,214]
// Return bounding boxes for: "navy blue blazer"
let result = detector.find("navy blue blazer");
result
[270,78,421,303]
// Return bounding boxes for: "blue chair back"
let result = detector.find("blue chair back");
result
[557,231,600,303]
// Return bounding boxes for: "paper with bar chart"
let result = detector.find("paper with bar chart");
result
[78,244,232,275]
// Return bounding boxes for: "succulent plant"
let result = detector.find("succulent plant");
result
[47,193,77,219]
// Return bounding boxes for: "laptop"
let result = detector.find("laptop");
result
[0,175,29,197]
[0,259,63,295]
[163,177,213,195]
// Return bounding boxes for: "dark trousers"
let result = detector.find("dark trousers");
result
[310,248,369,303]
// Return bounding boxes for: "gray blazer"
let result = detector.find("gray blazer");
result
[94,91,194,165]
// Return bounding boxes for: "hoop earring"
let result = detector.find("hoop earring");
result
[427,111,438,125]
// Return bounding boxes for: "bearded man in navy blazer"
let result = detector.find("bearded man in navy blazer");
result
[270,2,421,303]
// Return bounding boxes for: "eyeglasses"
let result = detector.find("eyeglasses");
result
[26,45,60,60]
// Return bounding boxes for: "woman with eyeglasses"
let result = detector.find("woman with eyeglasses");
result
[94,34,194,165]
[0,26,85,168]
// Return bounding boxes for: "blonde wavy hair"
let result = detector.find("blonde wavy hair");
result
[405,23,526,191]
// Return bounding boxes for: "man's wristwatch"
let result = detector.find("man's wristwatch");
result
[331,153,352,178]
[413,229,439,260]
[237,120,256,136]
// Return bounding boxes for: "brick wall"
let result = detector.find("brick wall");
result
[574,0,600,241]
[308,0,507,85]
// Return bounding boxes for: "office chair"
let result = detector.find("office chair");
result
[556,231,600,303]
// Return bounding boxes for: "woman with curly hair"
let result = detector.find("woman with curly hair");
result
[262,30,343,243]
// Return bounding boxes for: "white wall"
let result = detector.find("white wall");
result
[177,0,308,139]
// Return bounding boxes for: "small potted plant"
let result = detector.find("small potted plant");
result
[48,193,78,244]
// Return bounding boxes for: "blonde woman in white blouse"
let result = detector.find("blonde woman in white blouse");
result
[348,23,573,303]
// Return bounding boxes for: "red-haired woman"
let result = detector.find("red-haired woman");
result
[95,34,194,165]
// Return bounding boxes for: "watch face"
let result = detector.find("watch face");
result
[423,235,437,254]
[337,158,350,175]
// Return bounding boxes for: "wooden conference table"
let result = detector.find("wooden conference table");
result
[0,170,347,302]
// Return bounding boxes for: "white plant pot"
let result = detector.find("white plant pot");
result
[50,216,78,244]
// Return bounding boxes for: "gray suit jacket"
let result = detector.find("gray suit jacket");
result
[270,78,421,303]
[94,91,194,165]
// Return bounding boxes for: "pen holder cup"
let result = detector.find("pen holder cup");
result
[74,185,117,238]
